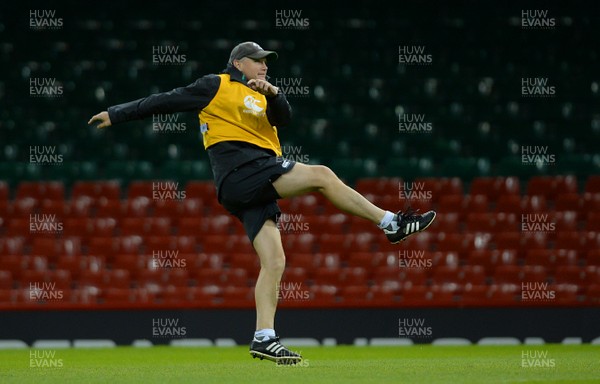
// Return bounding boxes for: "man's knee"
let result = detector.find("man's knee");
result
[260,252,286,274]
[310,165,338,187]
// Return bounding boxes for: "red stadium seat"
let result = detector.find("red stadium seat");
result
[127,181,157,199]
[104,269,131,289]
[414,177,464,203]
[287,253,318,270]
[521,265,548,283]
[110,254,144,274]
[526,176,578,202]
[343,267,368,286]
[460,285,489,306]
[340,285,370,304]
[462,265,487,285]
[492,265,521,285]
[355,177,402,197]
[584,175,600,194]
[470,177,520,203]
[63,218,92,237]
[431,266,461,285]
[159,286,189,304]
[177,217,205,236]
[12,198,38,217]
[463,194,490,213]
[0,271,13,290]
[555,193,583,213]
[583,194,600,219]
[437,195,463,214]
[466,213,497,232]
[435,212,461,233]
[0,237,26,256]
[123,197,152,217]
[164,269,191,288]
[554,232,586,253]
[318,234,348,254]
[0,181,8,201]
[282,267,308,284]
[191,268,222,287]
[495,195,521,214]
[221,287,253,303]
[553,266,586,288]
[72,181,121,200]
[466,249,503,272]
[488,284,519,304]
[521,195,548,214]
[153,199,185,218]
[77,270,105,289]
[229,253,260,272]
[185,181,217,201]
[39,200,68,218]
[16,181,65,201]
[309,285,338,305]
[586,284,600,304]
[312,268,343,286]
[587,212,600,231]
[586,250,600,267]
[95,199,125,218]
[553,211,579,233]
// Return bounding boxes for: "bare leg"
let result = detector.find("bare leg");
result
[272,163,386,224]
[252,219,285,331]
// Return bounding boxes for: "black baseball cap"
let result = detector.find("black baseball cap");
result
[228,41,278,64]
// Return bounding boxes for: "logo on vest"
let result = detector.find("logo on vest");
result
[243,95,265,115]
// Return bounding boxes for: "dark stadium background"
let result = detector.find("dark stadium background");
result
[1,0,599,346]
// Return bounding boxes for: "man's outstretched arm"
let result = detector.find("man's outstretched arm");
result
[88,75,220,128]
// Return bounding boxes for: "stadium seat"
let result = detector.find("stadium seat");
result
[229,253,260,273]
[153,199,185,218]
[16,181,65,201]
[553,266,586,288]
[72,181,121,200]
[469,177,520,203]
[467,249,518,275]
[63,218,93,238]
[526,176,578,202]
[584,175,600,194]
[492,265,521,285]
[0,181,9,201]
[495,195,521,214]
[0,271,14,290]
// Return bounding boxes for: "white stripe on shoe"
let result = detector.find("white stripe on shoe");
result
[266,342,278,352]
[404,222,420,234]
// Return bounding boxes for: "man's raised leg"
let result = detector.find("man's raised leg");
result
[272,163,436,243]
[273,163,386,223]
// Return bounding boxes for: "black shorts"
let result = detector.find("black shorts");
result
[219,156,296,243]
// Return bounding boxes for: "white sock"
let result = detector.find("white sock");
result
[253,328,276,342]
[377,211,395,229]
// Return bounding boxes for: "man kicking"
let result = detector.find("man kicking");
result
[88,41,436,365]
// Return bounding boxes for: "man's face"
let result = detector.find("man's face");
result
[235,57,268,81]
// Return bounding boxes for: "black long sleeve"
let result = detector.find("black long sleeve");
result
[266,92,292,127]
[107,74,221,124]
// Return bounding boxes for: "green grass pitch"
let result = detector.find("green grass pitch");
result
[0,344,598,383]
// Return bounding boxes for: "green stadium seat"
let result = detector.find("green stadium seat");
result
[159,160,213,182]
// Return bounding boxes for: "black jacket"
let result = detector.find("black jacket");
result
[107,66,292,197]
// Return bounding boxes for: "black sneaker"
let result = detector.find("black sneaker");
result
[383,208,436,244]
[249,336,302,365]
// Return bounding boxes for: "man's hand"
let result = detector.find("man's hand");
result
[247,79,279,97]
[88,111,112,129]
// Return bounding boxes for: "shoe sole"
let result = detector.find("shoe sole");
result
[390,211,437,244]
[250,350,302,364]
